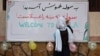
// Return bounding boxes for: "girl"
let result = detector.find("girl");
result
[53,16,76,56]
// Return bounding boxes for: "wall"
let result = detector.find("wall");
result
[0,0,5,41]
[89,12,100,41]
[89,12,100,36]
[0,0,100,56]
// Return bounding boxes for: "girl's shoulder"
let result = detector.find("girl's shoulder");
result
[67,25,73,33]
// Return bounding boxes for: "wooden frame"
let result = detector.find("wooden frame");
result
[89,0,100,11]
[3,0,6,11]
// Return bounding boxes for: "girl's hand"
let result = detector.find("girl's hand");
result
[69,43,77,52]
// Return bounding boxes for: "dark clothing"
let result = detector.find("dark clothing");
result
[53,25,73,56]
[53,29,70,56]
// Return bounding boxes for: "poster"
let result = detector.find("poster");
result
[6,0,88,42]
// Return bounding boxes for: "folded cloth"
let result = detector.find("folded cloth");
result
[54,27,74,52]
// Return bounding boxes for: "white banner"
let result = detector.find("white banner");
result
[6,1,88,42]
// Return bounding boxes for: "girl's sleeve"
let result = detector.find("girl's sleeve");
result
[67,25,73,33]
[67,27,74,43]
[54,29,62,51]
